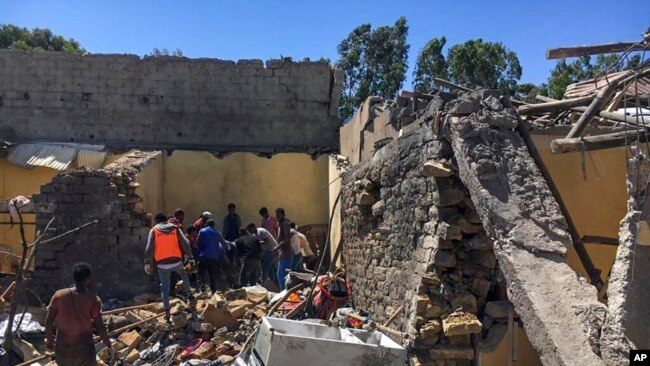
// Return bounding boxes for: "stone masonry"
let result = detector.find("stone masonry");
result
[341,125,506,366]
[30,151,161,300]
[0,50,343,155]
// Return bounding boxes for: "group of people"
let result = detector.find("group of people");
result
[144,204,319,321]
[40,204,319,365]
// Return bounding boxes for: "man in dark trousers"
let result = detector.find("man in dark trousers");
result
[275,207,293,290]
[145,212,195,321]
[45,262,113,366]
[196,219,230,293]
[237,223,263,286]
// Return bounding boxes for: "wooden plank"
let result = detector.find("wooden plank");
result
[517,95,593,115]
[551,129,649,154]
[434,78,473,92]
[546,41,647,59]
[566,78,622,138]
[535,95,646,125]
[400,90,434,101]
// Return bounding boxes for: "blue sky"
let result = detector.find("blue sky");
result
[3,0,648,87]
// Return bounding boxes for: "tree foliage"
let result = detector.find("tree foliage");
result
[413,38,522,95]
[546,54,641,99]
[0,24,85,54]
[412,37,447,93]
[150,48,183,57]
[336,17,409,120]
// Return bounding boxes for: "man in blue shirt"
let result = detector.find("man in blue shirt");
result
[196,219,230,293]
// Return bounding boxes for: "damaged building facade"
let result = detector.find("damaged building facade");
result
[0,45,648,366]
[335,86,648,365]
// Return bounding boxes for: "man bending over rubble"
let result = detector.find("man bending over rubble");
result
[145,212,195,321]
[45,262,113,366]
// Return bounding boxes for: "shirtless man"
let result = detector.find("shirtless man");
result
[45,262,112,366]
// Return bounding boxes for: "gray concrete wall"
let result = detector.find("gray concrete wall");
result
[0,50,342,155]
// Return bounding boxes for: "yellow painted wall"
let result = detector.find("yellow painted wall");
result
[481,326,544,366]
[532,135,627,282]
[0,159,59,252]
[133,152,165,215]
[162,151,330,229]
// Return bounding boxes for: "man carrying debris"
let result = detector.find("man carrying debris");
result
[45,262,113,366]
[145,212,195,321]
[259,207,278,283]
[236,223,264,286]
[275,207,294,290]
[196,218,230,293]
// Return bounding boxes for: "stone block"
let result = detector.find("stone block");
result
[436,222,462,241]
[451,292,477,313]
[423,160,454,177]
[420,319,442,340]
[442,312,482,336]
[484,300,513,319]
[433,249,456,268]
[372,200,386,216]
[421,273,442,287]
[424,304,443,319]
[470,279,491,298]
[356,192,377,206]
[416,295,430,314]
[117,330,141,348]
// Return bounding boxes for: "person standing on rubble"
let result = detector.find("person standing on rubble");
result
[255,225,278,283]
[222,203,242,287]
[274,207,294,290]
[45,262,113,366]
[236,223,263,286]
[196,219,230,293]
[259,207,278,283]
[145,212,195,321]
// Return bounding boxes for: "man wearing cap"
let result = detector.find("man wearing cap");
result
[194,211,212,232]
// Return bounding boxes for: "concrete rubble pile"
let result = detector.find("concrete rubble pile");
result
[341,88,635,365]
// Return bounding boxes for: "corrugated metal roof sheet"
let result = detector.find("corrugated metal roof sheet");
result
[564,70,650,99]
[7,143,106,170]
[76,149,107,169]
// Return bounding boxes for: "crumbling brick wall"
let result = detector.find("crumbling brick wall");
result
[31,151,161,300]
[341,126,502,365]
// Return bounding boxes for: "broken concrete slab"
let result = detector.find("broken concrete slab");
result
[447,90,610,366]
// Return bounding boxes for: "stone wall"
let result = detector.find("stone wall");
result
[0,50,343,155]
[30,151,161,300]
[341,124,505,366]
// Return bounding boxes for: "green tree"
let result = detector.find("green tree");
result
[336,17,409,120]
[546,54,641,99]
[0,24,84,53]
[412,37,447,93]
[515,82,548,103]
[413,38,522,95]
[447,39,521,94]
